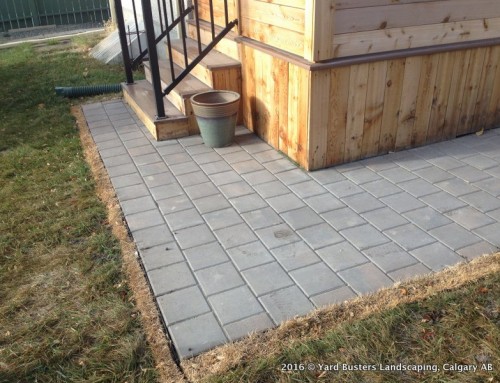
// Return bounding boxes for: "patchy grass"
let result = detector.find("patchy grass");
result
[185,254,499,383]
[0,39,155,382]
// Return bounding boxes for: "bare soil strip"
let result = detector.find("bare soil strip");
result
[74,104,187,383]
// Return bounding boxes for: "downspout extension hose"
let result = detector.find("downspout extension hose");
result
[55,83,122,98]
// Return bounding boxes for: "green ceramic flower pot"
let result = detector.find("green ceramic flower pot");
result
[190,90,240,148]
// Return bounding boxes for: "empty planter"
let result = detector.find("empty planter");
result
[190,90,240,148]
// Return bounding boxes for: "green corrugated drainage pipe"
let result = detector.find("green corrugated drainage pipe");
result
[55,83,122,98]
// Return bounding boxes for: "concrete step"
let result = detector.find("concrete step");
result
[122,80,190,141]
[186,19,240,61]
[166,37,241,89]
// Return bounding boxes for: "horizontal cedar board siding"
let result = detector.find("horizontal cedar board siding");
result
[255,0,305,9]
[309,45,500,169]
[241,45,309,166]
[335,0,500,34]
[241,1,305,32]
[196,0,238,27]
[241,18,304,56]
[335,0,452,9]
[333,17,500,57]
[240,0,305,56]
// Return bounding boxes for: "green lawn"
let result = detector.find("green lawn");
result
[0,37,156,382]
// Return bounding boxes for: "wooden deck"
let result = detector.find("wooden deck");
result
[125,0,500,170]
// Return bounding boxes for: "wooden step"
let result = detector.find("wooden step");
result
[144,60,211,114]
[186,19,240,61]
[144,60,210,134]
[122,80,189,141]
[166,37,241,89]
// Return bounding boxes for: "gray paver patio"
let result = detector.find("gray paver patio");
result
[83,100,500,359]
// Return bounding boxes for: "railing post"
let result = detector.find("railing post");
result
[115,0,134,84]
[142,0,166,119]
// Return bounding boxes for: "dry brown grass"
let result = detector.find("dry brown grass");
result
[74,105,186,383]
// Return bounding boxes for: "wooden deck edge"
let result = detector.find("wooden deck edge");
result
[123,84,190,141]
[237,36,500,72]
[123,87,159,140]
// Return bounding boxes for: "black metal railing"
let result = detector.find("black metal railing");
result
[115,0,237,119]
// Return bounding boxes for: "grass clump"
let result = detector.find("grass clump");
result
[0,39,155,382]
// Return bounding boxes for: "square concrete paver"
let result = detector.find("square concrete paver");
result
[290,263,345,297]
[310,286,357,308]
[298,223,345,250]
[384,223,436,251]
[281,206,324,230]
[255,223,301,249]
[214,223,257,249]
[224,313,274,342]
[430,223,482,250]
[195,261,245,296]
[363,242,419,273]
[147,262,196,296]
[304,193,345,214]
[139,242,184,271]
[184,242,229,271]
[340,224,390,250]
[204,207,243,231]
[157,285,210,325]
[242,262,294,296]
[208,286,264,325]
[272,241,321,271]
[174,224,216,250]
[84,102,500,360]
[410,242,465,271]
[241,207,283,230]
[338,263,394,294]
[227,241,275,271]
[259,286,314,324]
[317,241,369,272]
[169,313,227,359]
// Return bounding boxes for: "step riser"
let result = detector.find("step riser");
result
[123,82,190,140]
[144,65,187,114]
[167,46,242,95]
[166,49,243,124]
[169,46,215,88]
[143,64,201,135]
[186,22,240,61]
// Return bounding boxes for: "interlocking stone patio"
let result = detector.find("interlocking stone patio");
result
[83,100,500,359]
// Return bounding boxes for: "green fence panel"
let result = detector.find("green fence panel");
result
[1,0,110,32]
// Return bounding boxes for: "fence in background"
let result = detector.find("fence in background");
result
[0,0,111,32]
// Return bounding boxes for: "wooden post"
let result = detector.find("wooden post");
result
[108,0,117,28]
[304,0,335,62]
